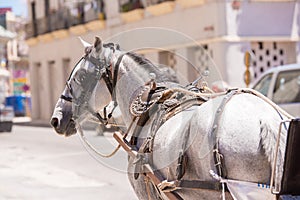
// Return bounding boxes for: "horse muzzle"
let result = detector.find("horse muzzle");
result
[50,116,77,137]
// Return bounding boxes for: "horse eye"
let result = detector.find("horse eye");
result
[79,74,86,81]
[75,70,87,82]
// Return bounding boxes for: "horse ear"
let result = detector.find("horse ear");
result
[78,37,91,48]
[94,36,102,52]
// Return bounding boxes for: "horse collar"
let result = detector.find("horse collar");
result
[130,84,167,117]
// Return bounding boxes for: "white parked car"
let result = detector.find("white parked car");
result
[252,63,300,117]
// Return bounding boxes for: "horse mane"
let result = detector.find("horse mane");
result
[125,51,178,83]
[103,43,120,52]
[102,43,158,71]
[126,51,156,68]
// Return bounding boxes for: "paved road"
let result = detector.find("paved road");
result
[0,125,138,200]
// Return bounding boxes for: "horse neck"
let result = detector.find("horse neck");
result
[113,53,163,126]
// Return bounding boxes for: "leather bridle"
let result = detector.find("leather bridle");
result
[60,48,125,125]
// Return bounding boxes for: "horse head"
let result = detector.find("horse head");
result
[50,37,113,136]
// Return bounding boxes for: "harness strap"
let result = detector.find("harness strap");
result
[176,126,190,180]
[144,176,152,200]
[60,94,72,102]
[102,71,114,95]
[209,89,238,178]
[113,54,124,89]
[178,180,222,191]
[112,54,125,101]
[113,132,180,200]
[164,97,205,121]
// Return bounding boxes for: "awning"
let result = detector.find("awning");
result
[0,25,16,43]
[0,68,10,77]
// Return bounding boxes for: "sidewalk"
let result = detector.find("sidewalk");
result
[13,117,51,127]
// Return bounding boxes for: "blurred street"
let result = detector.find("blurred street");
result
[0,125,137,200]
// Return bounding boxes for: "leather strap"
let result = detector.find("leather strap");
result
[60,95,72,102]
[102,71,114,95]
[178,180,222,191]
[208,89,238,178]
[112,54,125,101]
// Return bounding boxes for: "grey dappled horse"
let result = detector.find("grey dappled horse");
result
[50,39,178,136]
[51,37,290,199]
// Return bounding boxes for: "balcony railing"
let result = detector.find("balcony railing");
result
[120,0,143,12]
[142,0,175,8]
[119,0,175,13]
[25,0,177,39]
[25,7,104,39]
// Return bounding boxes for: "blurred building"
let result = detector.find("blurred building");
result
[0,8,16,98]
[0,8,30,116]
[0,23,14,104]
[25,0,300,122]
[5,11,30,95]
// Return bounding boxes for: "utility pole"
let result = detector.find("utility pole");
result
[244,51,251,87]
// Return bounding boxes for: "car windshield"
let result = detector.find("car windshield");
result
[253,73,273,97]
[273,69,300,104]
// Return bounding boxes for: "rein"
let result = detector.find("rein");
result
[79,126,122,158]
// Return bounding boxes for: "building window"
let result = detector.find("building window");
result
[158,50,177,69]
[195,44,213,71]
[251,41,296,80]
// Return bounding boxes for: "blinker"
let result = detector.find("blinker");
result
[71,57,105,119]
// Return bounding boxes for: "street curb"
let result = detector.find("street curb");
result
[14,121,51,128]
[13,117,51,128]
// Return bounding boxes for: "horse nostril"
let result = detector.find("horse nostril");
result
[50,117,59,128]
